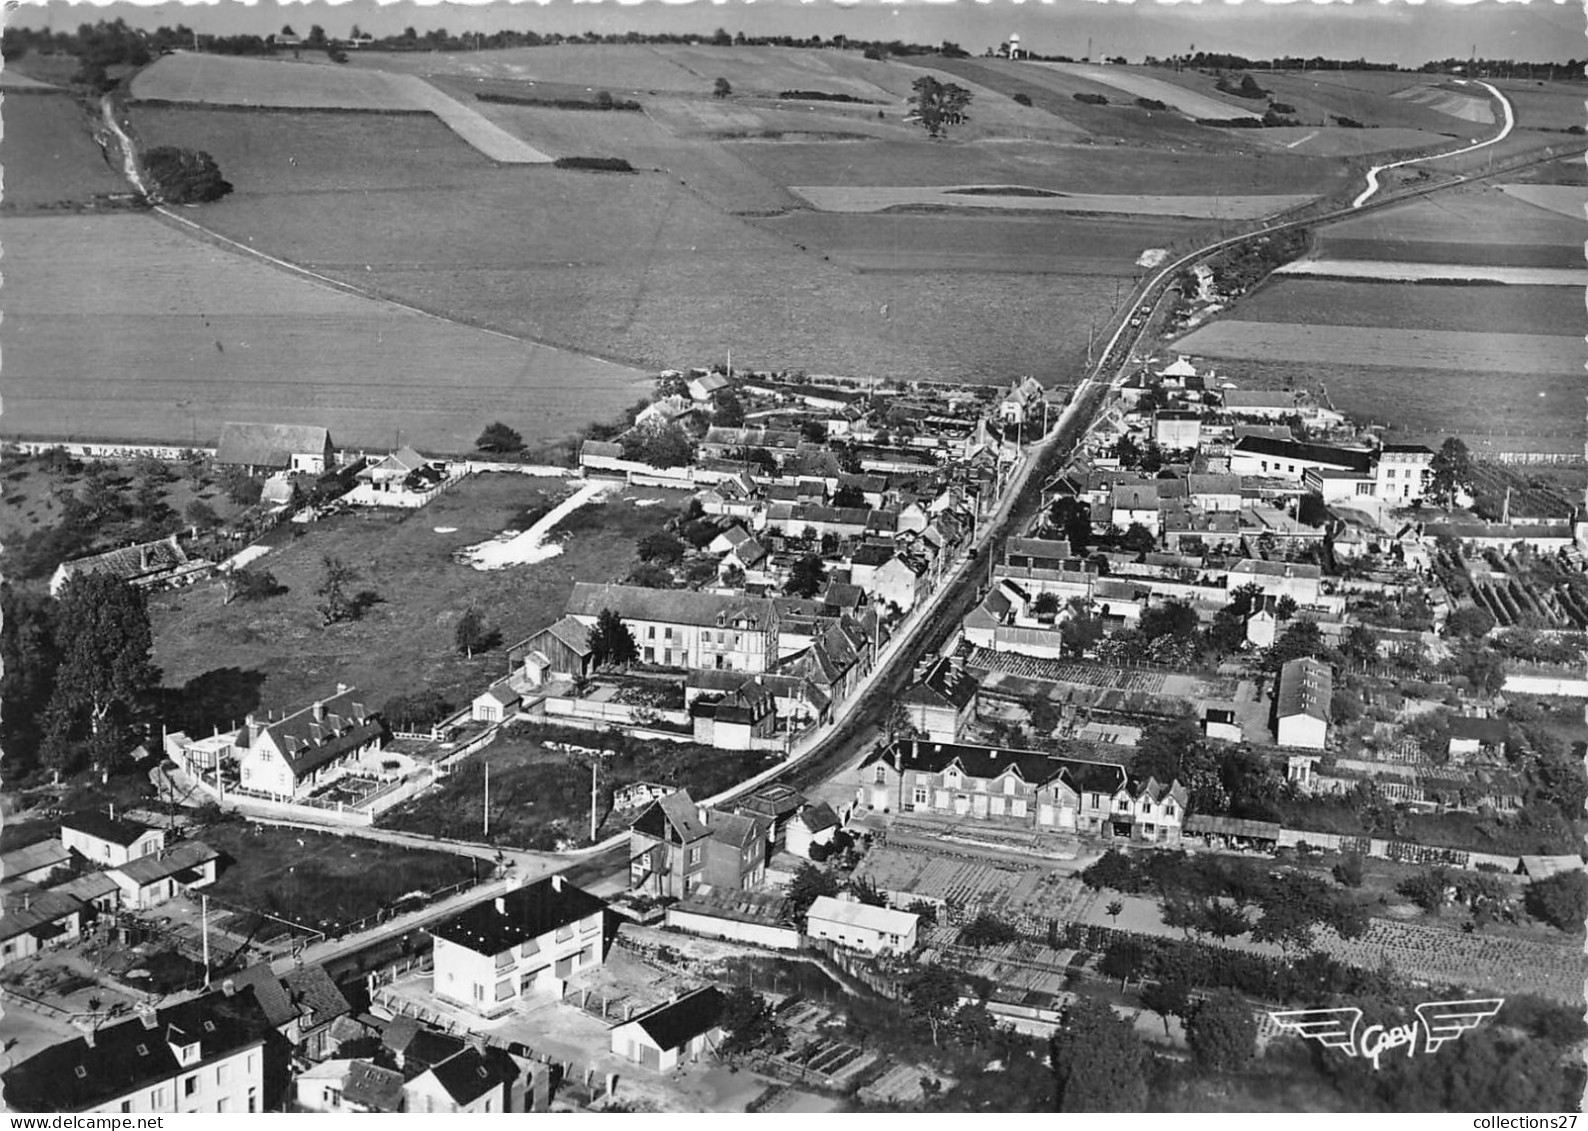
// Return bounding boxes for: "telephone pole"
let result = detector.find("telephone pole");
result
[483,761,490,838]
[590,760,599,842]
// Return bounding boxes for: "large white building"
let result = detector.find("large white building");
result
[806,896,919,955]
[430,877,607,1019]
[564,583,779,673]
[1275,657,1331,750]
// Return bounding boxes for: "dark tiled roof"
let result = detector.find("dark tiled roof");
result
[1276,657,1332,722]
[798,802,841,834]
[216,422,332,468]
[343,1061,406,1111]
[112,841,218,887]
[54,536,191,588]
[625,986,726,1052]
[1448,716,1509,745]
[61,810,160,848]
[863,739,1128,796]
[630,791,710,844]
[735,784,806,822]
[1,991,273,1112]
[0,893,87,943]
[432,878,605,957]
[1233,436,1372,474]
[901,656,977,711]
[427,1046,518,1106]
[566,583,777,632]
[707,811,767,850]
[227,962,350,1031]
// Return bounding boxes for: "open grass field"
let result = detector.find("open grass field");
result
[788,183,1315,219]
[1036,63,1254,121]
[1393,82,1494,124]
[1229,277,1583,336]
[131,53,552,163]
[755,210,1210,275]
[115,107,1124,384]
[1498,182,1588,219]
[1317,184,1585,251]
[1273,260,1587,285]
[1252,126,1451,158]
[200,819,479,934]
[1493,79,1588,131]
[1,213,649,452]
[1309,238,1582,269]
[0,69,58,90]
[1175,321,1581,376]
[1208,70,1473,135]
[0,91,131,210]
[148,474,682,721]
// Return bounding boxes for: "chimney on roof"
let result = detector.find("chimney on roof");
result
[137,1004,158,1030]
[222,979,236,997]
[313,701,325,723]
[495,897,506,915]
[551,874,565,894]
[337,682,349,696]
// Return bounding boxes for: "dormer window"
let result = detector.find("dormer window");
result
[171,1041,201,1067]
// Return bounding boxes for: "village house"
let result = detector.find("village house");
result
[470,681,522,724]
[0,892,89,962]
[899,655,978,742]
[1374,443,1435,502]
[401,1045,526,1114]
[1229,435,1372,482]
[1220,389,1303,419]
[1274,657,1332,750]
[350,446,448,505]
[785,802,843,860]
[1228,558,1323,606]
[215,422,335,476]
[806,896,919,955]
[685,669,831,730]
[508,615,596,687]
[627,791,770,898]
[49,533,214,599]
[226,963,351,1063]
[60,810,165,867]
[107,841,219,910]
[429,876,608,1019]
[609,986,726,1073]
[234,692,387,801]
[857,740,1183,843]
[294,1060,405,1115]
[0,992,275,1114]
[1447,716,1509,763]
[564,583,779,673]
[1187,472,1244,513]
[689,677,777,749]
[0,840,72,886]
[1153,410,1203,451]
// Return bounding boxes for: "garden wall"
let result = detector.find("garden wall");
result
[665,907,801,951]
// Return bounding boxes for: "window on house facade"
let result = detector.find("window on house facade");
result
[1165,803,1176,817]
[120,1102,132,1114]
[1003,777,1016,795]
[1010,799,1028,818]
[496,979,514,1001]
[217,1063,229,1085]
[647,626,656,639]
[688,846,702,866]
[152,1088,168,1108]
[555,924,575,942]
[874,765,887,784]
[912,787,928,806]
[495,949,515,970]
[520,938,541,958]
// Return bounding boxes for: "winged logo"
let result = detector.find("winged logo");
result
[1268,999,1505,1070]
[1415,999,1505,1054]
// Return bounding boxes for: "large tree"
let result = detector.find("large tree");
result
[1427,437,1474,507]
[1051,997,1149,1112]
[42,573,161,773]
[316,556,362,625]
[143,147,232,204]
[1186,990,1257,1073]
[908,75,973,139]
[476,422,526,454]
[1525,870,1588,932]
[1,586,60,778]
[906,964,961,1047]
[590,608,638,669]
[786,553,827,599]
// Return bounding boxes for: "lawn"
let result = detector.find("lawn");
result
[1,211,650,453]
[787,184,1316,220]
[1203,70,1474,135]
[1318,182,1585,249]
[199,818,480,934]
[1037,62,1255,121]
[1175,321,1581,377]
[381,721,780,849]
[132,52,421,109]
[148,474,682,729]
[0,91,132,211]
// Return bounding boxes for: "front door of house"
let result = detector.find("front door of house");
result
[972,794,988,819]
[954,794,970,816]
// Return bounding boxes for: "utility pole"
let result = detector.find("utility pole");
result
[483,761,490,838]
[201,895,211,987]
[590,759,599,842]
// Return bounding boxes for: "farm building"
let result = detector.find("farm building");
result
[1274,657,1331,750]
[608,986,726,1072]
[60,810,165,867]
[785,802,842,860]
[471,682,522,724]
[508,615,596,686]
[233,692,387,801]
[216,422,335,475]
[0,892,88,962]
[806,896,918,955]
[0,840,72,886]
[565,583,779,673]
[1229,436,1372,481]
[429,876,608,1019]
[48,533,213,599]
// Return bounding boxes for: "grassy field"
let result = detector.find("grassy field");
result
[381,723,780,849]
[2,212,649,452]
[133,52,419,108]
[1317,183,1585,263]
[1229,277,1583,337]
[1498,182,1587,219]
[1040,62,1255,121]
[200,819,480,934]
[116,109,1124,384]
[1274,260,1585,284]
[1252,126,1450,158]
[0,91,131,210]
[1494,79,1588,131]
[755,211,1210,275]
[1175,321,1581,376]
[149,474,681,724]
[787,184,1315,219]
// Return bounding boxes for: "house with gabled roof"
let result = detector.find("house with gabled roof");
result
[900,655,978,742]
[857,739,1180,842]
[0,891,89,961]
[107,841,219,910]
[1274,656,1331,750]
[785,802,842,860]
[690,677,776,750]
[430,876,607,1018]
[49,533,213,599]
[0,839,72,886]
[508,614,596,687]
[403,1045,524,1114]
[564,583,778,673]
[216,422,334,475]
[1108,777,1189,844]
[61,810,165,867]
[609,986,726,1072]
[225,962,350,1061]
[234,690,387,801]
[628,791,770,898]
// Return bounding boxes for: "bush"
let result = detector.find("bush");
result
[1072,92,1109,106]
[1524,870,1588,932]
[143,147,232,204]
[553,156,636,173]
[1012,92,1032,107]
[1333,115,1365,128]
[1332,853,1365,888]
[477,91,641,111]
[1135,97,1168,111]
[779,89,868,103]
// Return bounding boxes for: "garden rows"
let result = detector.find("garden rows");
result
[965,646,1170,693]
[1316,918,1584,1004]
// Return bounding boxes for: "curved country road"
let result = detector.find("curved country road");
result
[1352,80,1514,209]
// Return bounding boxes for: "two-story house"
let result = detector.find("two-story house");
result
[1274,656,1332,750]
[0,993,275,1113]
[234,691,387,801]
[564,583,779,673]
[1104,777,1189,844]
[429,876,607,1019]
[899,655,978,742]
[628,792,769,898]
[61,810,165,867]
[1375,443,1434,503]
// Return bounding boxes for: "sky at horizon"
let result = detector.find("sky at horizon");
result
[6,0,1583,67]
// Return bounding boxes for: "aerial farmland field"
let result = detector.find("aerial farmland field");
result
[0,91,131,210]
[1226,278,1583,337]
[1,213,650,453]
[1034,62,1255,121]
[787,184,1315,219]
[1176,321,1580,376]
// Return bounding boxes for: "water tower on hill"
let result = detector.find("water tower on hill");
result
[1006,32,1024,59]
